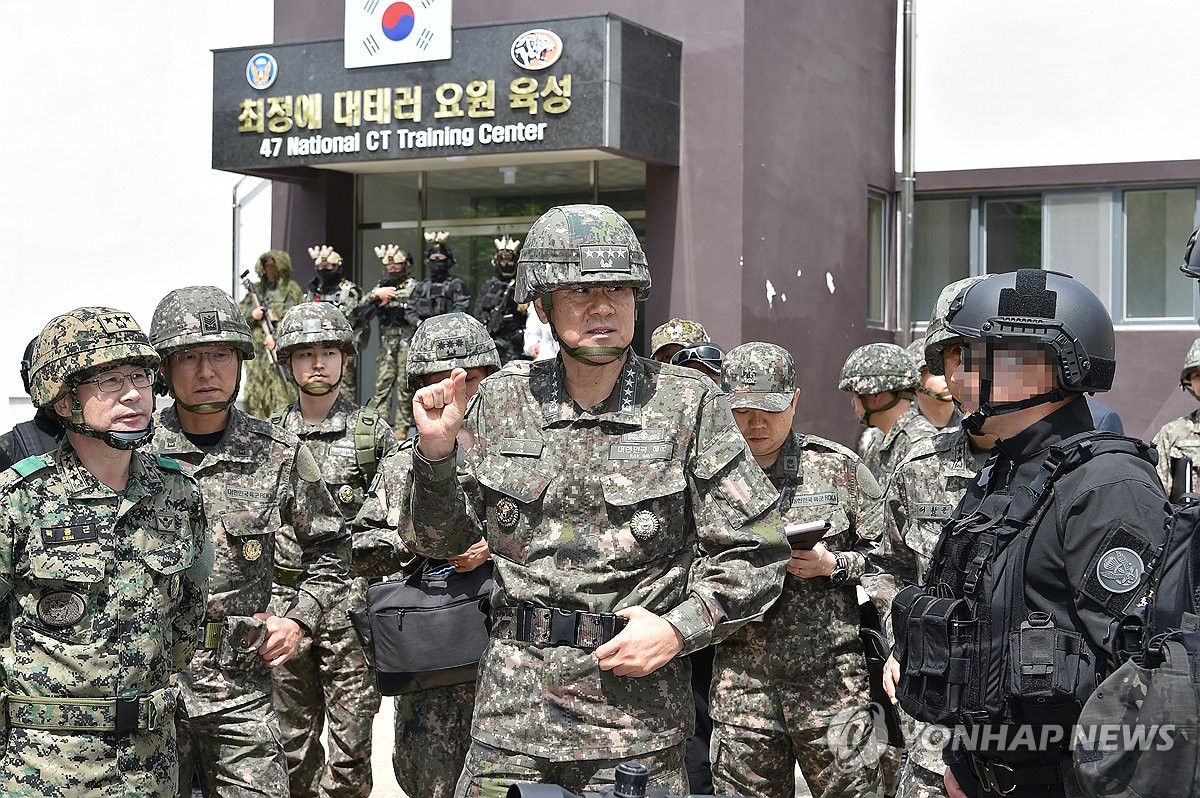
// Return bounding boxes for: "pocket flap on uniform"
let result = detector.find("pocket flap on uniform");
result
[220,506,274,539]
[692,431,748,480]
[600,467,687,508]
[475,455,552,504]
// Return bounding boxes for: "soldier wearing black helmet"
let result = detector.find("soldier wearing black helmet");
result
[0,337,63,470]
[884,269,1169,798]
[405,204,789,796]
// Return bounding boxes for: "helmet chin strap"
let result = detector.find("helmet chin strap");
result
[858,390,912,428]
[163,364,242,415]
[540,295,629,366]
[66,393,155,450]
[918,385,955,402]
[960,340,1069,435]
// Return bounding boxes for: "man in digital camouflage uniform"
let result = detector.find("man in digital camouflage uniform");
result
[649,317,710,363]
[906,337,959,430]
[359,244,419,434]
[473,235,529,364]
[304,245,364,402]
[709,341,888,798]
[1151,336,1200,499]
[0,307,211,796]
[354,311,500,798]
[406,231,471,330]
[840,343,937,486]
[872,278,995,798]
[148,286,351,798]
[240,249,304,419]
[406,203,790,796]
[268,301,399,798]
[0,336,62,470]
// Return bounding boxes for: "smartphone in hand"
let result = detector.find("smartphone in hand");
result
[785,519,832,550]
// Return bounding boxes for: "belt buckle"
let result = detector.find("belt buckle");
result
[203,622,222,649]
[972,755,1016,796]
[549,608,577,646]
[115,696,139,734]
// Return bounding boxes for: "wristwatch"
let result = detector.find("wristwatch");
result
[829,551,849,585]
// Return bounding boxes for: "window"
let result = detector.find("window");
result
[867,193,887,324]
[1124,188,1195,320]
[912,198,971,324]
[984,198,1042,273]
[1043,192,1109,304]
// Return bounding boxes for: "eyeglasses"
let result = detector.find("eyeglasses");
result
[80,369,156,393]
[169,347,237,370]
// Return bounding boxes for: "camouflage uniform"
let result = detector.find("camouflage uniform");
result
[1152,337,1200,497]
[358,246,419,431]
[354,311,501,798]
[149,287,351,798]
[875,404,938,486]
[405,205,790,797]
[710,342,889,798]
[270,393,397,798]
[0,307,211,797]
[240,249,303,419]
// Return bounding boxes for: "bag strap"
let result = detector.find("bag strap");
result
[355,398,384,486]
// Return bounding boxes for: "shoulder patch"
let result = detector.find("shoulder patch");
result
[295,442,323,483]
[12,454,50,478]
[155,455,183,473]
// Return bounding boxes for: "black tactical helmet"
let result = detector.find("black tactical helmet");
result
[1181,227,1200,279]
[944,268,1115,394]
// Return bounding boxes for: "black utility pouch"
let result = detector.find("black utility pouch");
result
[1009,611,1088,703]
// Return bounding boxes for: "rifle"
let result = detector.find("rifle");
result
[239,269,291,384]
[486,280,517,335]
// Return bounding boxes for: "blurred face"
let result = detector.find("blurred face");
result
[546,286,636,361]
[419,366,492,400]
[56,364,155,435]
[288,346,344,395]
[263,259,278,282]
[164,345,240,406]
[953,342,1056,416]
[733,391,800,467]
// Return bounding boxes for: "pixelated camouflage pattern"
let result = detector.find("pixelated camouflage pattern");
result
[515,204,651,303]
[277,302,357,357]
[29,307,160,408]
[838,343,921,396]
[0,443,210,795]
[391,676,477,798]
[862,404,938,486]
[240,259,304,419]
[721,342,795,412]
[150,405,350,719]
[1152,408,1200,497]
[710,431,887,798]
[150,286,255,358]
[406,354,789,760]
[176,694,290,797]
[270,394,396,798]
[408,311,501,379]
[906,337,927,370]
[472,276,528,363]
[651,318,710,357]
[374,329,416,431]
[1181,336,1200,386]
[924,276,987,376]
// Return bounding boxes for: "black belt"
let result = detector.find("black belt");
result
[492,603,627,650]
[968,752,1064,796]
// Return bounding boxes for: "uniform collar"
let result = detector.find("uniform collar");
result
[993,396,1094,465]
[54,440,162,506]
[156,405,259,463]
[280,394,354,435]
[532,353,643,429]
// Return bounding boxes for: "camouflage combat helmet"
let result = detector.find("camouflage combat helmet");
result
[29,307,160,450]
[30,307,159,409]
[514,204,650,304]
[838,343,920,396]
[1181,337,1200,395]
[277,302,356,357]
[150,286,255,358]
[924,275,987,376]
[407,312,499,384]
[651,318,710,359]
[906,338,928,371]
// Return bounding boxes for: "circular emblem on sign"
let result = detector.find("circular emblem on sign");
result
[246,52,278,91]
[337,484,356,504]
[37,591,86,628]
[382,2,416,42]
[168,573,183,600]
[511,29,564,71]
[243,539,264,562]
[1096,547,1144,594]
[630,510,660,543]
[495,498,520,530]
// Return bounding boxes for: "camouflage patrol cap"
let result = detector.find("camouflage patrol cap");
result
[29,307,159,408]
[650,318,710,358]
[924,276,987,376]
[515,204,650,303]
[407,312,500,379]
[1181,337,1200,388]
[722,342,796,412]
[277,302,355,357]
[838,343,920,395]
[150,286,255,358]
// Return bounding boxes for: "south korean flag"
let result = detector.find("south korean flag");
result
[345,0,453,69]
